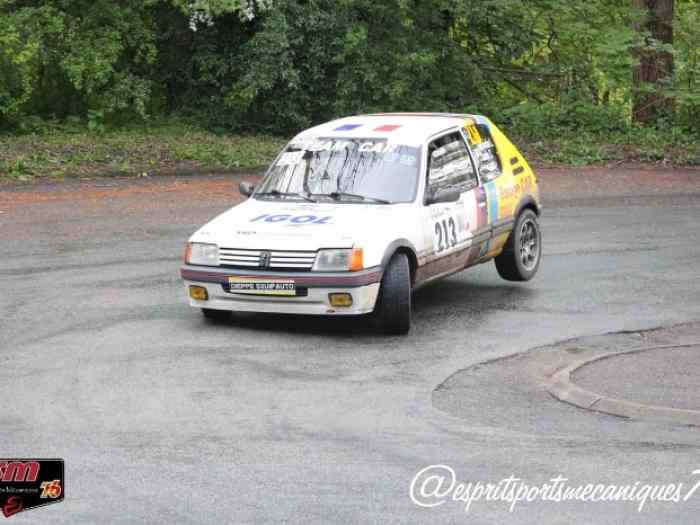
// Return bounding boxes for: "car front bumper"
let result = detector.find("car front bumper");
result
[180,265,383,316]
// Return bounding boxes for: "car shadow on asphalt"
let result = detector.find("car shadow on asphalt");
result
[412,278,535,316]
[203,277,535,337]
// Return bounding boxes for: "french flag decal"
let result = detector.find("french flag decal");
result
[374,124,401,132]
[334,124,362,131]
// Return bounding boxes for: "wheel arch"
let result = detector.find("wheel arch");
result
[515,195,542,218]
[381,239,418,286]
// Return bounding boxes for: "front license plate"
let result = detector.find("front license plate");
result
[228,277,296,296]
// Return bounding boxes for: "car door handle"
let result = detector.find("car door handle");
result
[478,202,486,208]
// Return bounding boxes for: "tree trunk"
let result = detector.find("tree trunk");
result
[632,0,674,124]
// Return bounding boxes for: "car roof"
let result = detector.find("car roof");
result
[293,113,484,147]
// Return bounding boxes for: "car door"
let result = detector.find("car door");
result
[417,130,486,283]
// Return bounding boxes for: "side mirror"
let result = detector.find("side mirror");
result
[427,187,461,205]
[239,181,255,197]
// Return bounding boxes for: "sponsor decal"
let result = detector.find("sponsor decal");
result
[0,459,64,518]
[277,151,305,166]
[292,138,404,154]
[249,214,332,226]
[228,277,296,296]
[333,124,362,131]
[464,123,482,145]
[484,181,499,224]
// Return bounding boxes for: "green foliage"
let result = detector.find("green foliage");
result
[1,0,699,165]
[0,0,158,126]
[500,97,629,138]
[673,0,700,131]
[0,4,41,120]
[172,0,273,20]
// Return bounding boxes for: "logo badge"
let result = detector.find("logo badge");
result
[259,251,271,268]
[0,459,64,519]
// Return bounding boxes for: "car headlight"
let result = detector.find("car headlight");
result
[185,242,219,266]
[313,248,363,272]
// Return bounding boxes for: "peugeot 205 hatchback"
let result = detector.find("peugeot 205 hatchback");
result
[181,113,542,334]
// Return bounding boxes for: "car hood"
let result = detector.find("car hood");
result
[191,198,398,251]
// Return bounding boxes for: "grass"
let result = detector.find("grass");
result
[0,120,286,183]
[1,118,699,184]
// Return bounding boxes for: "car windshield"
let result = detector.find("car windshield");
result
[255,137,421,204]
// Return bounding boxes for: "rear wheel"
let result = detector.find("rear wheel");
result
[494,209,541,281]
[372,253,411,335]
[201,308,232,322]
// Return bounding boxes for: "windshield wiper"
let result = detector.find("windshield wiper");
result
[255,189,316,202]
[321,191,391,204]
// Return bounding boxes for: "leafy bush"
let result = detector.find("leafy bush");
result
[1,0,699,145]
[0,4,42,121]
[0,0,157,127]
[499,98,630,139]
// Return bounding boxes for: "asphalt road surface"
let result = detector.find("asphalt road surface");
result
[1,167,700,524]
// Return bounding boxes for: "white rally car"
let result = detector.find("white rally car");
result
[181,113,542,334]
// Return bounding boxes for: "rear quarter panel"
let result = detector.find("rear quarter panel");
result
[477,118,540,258]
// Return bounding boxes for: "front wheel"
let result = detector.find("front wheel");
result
[494,209,542,281]
[372,253,411,335]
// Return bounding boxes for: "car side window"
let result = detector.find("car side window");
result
[464,123,502,182]
[426,132,477,203]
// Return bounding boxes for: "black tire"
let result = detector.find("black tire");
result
[494,209,542,281]
[372,253,411,335]
[201,308,232,322]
